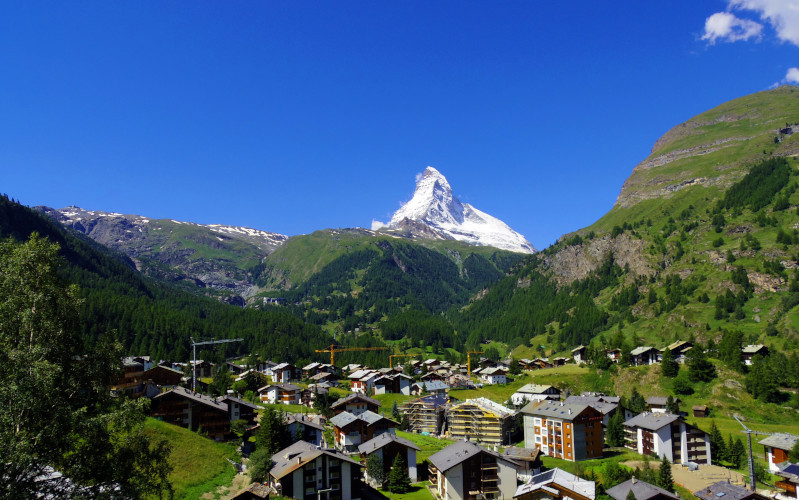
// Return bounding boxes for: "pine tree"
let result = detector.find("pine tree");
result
[366,454,387,487]
[629,388,646,414]
[606,410,626,447]
[731,438,746,469]
[709,421,726,465]
[666,395,679,414]
[661,347,678,378]
[387,454,412,493]
[658,456,674,492]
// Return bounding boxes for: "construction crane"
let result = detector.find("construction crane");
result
[734,414,771,491]
[389,354,419,370]
[190,337,243,392]
[467,350,484,378]
[314,344,387,366]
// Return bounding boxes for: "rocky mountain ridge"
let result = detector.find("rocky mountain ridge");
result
[37,206,287,298]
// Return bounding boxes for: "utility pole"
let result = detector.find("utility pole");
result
[190,337,243,392]
[733,414,762,492]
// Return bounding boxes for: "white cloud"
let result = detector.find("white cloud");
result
[730,0,799,46]
[784,66,799,83]
[702,11,763,44]
[371,219,387,231]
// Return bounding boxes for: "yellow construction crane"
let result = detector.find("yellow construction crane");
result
[315,344,388,366]
[389,354,419,370]
[467,350,484,378]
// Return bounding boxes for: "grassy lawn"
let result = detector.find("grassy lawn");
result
[377,482,434,500]
[144,418,239,500]
[396,430,456,463]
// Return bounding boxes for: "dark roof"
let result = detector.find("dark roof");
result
[358,432,420,455]
[218,395,260,410]
[428,440,503,472]
[564,396,618,415]
[153,386,228,412]
[607,479,679,500]
[520,400,590,421]
[230,482,271,499]
[646,396,670,406]
[624,412,680,431]
[694,481,767,500]
[329,410,396,429]
[270,441,360,481]
[330,393,380,409]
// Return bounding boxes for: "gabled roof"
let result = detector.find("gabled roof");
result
[153,386,228,412]
[285,414,325,431]
[742,344,768,354]
[429,440,505,472]
[630,346,657,356]
[571,345,585,353]
[514,468,595,500]
[520,400,591,421]
[564,396,618,415]
[329,410,396,429]
[759,432,799,451]
[270,441,360,480]
[607,479,678,500]
[624,412,680,431]
[258,383,301,393]
[330,393,380,409]
[515,384,557,395]
[414,380,449,392]
[481,366,507,375]
[218,395,260,410]
[272,362,295,370]
[646,396,671,406]
[358,432,420,455]
[302,362,321,370]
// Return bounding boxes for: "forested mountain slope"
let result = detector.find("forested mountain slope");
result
[454,87,799,356]
[1,195,336,364]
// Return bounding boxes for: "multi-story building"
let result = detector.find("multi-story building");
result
[402,394,449,435]
[268,440,363,500]
[624,412,710,464]
[330,410,398,454]
[447,397,516,446]
[521,400,604,462]
[428,440,519,500]
[259,383,302,405]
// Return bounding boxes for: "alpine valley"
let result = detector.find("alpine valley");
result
[4,86,799,373]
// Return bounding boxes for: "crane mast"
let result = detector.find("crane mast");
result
[190,337,243,392]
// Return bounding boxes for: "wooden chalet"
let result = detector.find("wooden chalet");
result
[151,386,238,440]
[359,432,421,483]
[329,411,398,453]
[268,441,363,500]
[330,393,381,416]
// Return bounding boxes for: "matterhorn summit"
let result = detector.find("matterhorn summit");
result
[380,167,536,254]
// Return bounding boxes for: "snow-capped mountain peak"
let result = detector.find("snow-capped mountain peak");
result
[382,167,536,254]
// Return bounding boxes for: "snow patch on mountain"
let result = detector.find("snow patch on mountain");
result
[381,167,536,254]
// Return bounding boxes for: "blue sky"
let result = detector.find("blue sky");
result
[3,1,799,249]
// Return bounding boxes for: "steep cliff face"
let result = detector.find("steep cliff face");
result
[542,233,653,284]
[616,86,799,208]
